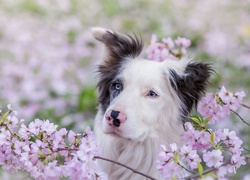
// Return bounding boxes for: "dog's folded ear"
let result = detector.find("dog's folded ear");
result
[91,27,143,63]
[169,62,213,121]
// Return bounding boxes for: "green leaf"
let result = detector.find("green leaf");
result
[197,162,203,176]
[1,111,10,123]
[203,117,211,124]
[29,136,37,142]
[172,153,179,163]
[202,173,218,178]
[210,132,215,144]
[190,116,201,125]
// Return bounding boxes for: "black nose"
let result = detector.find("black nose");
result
[111,110,120,127]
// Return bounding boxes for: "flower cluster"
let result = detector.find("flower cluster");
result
[198,86,246,124]
[157,121,246,179]
[146,34,191,61]
[0,105,107,180]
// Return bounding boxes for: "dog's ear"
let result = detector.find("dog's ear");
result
[169,62,213,122]
[91,27,143,63]
[91,27,143,112]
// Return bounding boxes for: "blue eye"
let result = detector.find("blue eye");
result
[147,90,158,98]
[115,83,122,90]
[111,82,122,91]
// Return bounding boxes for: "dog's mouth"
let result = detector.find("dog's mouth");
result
[104,127,124,137]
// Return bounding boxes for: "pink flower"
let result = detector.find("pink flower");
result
[170,143,178,153]
[6,115,19,130]
[150,34,158,44]
[28,118,43,135]
[179,145,201,170]
[216,166,227,179]
[181,128,195,145]
[234,91,246,102]
[175,37,191,48]
[7,104,18,116]
[85,126,95,141]
[203,149,223,168]
[14,141,30,155]
[40,120,58,135]
[196,130,210,145]
[157,162,185,179]
[44,160,62,179]
[162,37,174,49]
[231,154,246,169]
[68,130,80,145]
[218,86,233,104]
[222,129,238,145]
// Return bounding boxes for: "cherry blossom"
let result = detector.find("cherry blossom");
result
[0,105,107,180]
[146,34,191,61]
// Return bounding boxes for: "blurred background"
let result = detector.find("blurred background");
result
[0,0,249,179]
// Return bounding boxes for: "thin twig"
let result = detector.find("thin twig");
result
[243,147,250,152]
[177,162,196,174]
[183,162,229,180]
[241,103,250,110]
[230,109,250,128]
[94,156,157,180]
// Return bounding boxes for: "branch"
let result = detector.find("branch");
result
[230,109,250,128]
[243,147,250,152]
[177,162,196,174]
[241,103,250,110]
[183,162,228,180]
[94,156,157,180]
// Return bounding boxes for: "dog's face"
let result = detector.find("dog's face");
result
[92,27,212,142]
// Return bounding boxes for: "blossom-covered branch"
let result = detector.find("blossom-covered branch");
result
[0,105,107,180]
[146,34,191,61]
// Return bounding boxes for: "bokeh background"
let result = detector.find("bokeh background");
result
[0,0,249,179]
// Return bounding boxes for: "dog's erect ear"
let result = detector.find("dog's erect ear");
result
[91,27,143,63]
[169,62,213,122]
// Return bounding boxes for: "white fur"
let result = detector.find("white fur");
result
[94,57,188,179]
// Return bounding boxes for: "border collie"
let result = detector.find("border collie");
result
[92,27,212,180]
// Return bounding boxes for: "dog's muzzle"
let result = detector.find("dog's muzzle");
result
[105,110,127,127]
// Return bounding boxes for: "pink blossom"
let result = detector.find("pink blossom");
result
[147,34,191,61]
[28,118,43,135]
[179,145,201,170]
[203,149,223,168]
[7,104,18,116]
[175,37,191,48]
[216,166,227,179]
[218,86,233,104]
[157,161,185,179]
[231,154,246,169]
[162,37,174,49]
[44,161,62,179]
[181,127,196,145]
[40,119,58,135]
[195,130,210,145]
[68,130,81,145]
[150,34,158,43]
[198,87,245,124]
[14,141,30,155]
[222,129,238,145]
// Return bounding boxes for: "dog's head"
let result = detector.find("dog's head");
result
[92,27,212,142]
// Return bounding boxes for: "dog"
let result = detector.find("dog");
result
[92,27,212,180]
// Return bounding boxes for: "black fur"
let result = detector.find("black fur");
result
[97,31,143,112]
[169,62,213,123]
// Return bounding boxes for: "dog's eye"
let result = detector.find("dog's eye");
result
[146,90,158,98]
[111,82,123,91]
